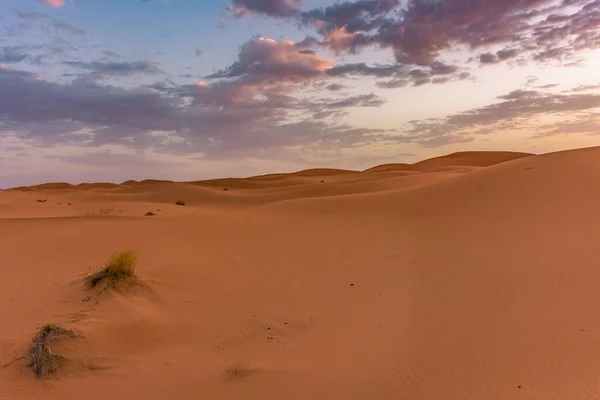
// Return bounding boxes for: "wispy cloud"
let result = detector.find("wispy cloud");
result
[11,9,86,35]
[38,0,66,8]
[63,60,163,78]
[404,89,600,145]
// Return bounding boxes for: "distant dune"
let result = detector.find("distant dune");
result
[365,151,532,172]
[363,162,412,172]
[6,151,533,192]
[1,147,599,400]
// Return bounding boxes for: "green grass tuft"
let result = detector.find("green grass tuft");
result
[85,251,137,289]
[27,324,77,378]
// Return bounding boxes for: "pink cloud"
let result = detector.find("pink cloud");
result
[38,0,66,8]
[209,37,332,83]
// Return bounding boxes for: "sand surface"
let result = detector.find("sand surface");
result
[1,148,599,399]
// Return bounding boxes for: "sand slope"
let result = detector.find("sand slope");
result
[1,147,598,400]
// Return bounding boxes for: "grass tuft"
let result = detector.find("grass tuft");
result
[175,200,186,206]
[36,199,47,203]
[27,324,77,378]
[85,251,137,289]
[145,211,156,216]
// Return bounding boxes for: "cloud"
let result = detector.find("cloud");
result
[20,38,80,66]
[0,43,387,161]
[205,35,469,90]
[326,83,345,91]
[38,0,66,7]
[230,0,600,70]
[327,62,401,78]
[479,48,519,64]
[0,46,28,64]
[225,1,599,89]
[497,89,541,100]
[533,114,600,138]
[569,83,600,92]
[208,37,331,83]
[11,9,86,35]
[326,61,468,87]
[303,92,386,112]
[376,79,407,88]
[403,88,600,146]
[301,0,400,37]
[227,0,303,18]
[63,60,163,78]
[101,50,122,59]
[537,84,559,89]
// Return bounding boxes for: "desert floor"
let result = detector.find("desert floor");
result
[1,147,599,399]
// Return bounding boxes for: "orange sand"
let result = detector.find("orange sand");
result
[1,148,599,399]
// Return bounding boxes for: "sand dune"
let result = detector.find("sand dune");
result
[364,151,532,173]
[1,147,598,399]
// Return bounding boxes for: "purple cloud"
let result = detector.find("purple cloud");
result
[63,60,163,78]
[229,0,600,70]
[0,36,387,160]
[227,0,303,18]
[0,46,28,64]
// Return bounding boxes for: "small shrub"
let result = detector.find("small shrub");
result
[27,324,77,378]
[175,200,186,206]
[36,199,47,203]
[145,211,156,216]
[85,251,137,289]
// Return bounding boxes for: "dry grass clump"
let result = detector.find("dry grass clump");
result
[80,208,123,217]
[225,363,255,380]
[85,251,137,289]
[27,324,77,378]
[145,211,156,216]
[175,200,186,206]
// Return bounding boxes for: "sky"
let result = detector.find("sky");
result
[0,0,599,188]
